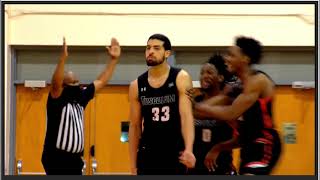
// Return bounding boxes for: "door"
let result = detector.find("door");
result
[90,86,131,175]
[15,85,48,175]
[15,85,93,175]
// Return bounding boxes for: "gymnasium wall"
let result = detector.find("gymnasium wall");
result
[6,4,314,46]
[14,85,315,175]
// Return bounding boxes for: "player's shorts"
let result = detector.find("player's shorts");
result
[239,130,281,175]
[137,146,187,175]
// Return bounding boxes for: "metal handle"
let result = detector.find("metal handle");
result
[14,159,47,175]
[16,160,22,175]
[91,159,97,175]
[82,159,86,175]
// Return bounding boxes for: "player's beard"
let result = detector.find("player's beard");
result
[146,56,166,66]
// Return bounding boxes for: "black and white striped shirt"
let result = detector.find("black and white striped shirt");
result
[55,103,85,153]
[44,83,94,154]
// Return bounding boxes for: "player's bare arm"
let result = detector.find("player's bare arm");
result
[176,70,196,168]
[194,75,265,122]
[128,79,142,175]
[51,37,68,98]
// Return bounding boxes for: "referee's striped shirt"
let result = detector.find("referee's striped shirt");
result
[43,83,95,154]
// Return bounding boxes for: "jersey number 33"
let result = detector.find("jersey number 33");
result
[152,106,170,122]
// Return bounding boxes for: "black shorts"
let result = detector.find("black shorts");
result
[41,148,84,175]
[239,131,281,175]
[137,147,187,175]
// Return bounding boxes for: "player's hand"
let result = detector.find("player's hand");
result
[106,37,121,60]
[179,150,196,168]
[186,88,199,108]
[130,167,137,175]
[186,88,195,101]
[61,36,68,58]
[204,146,220,172]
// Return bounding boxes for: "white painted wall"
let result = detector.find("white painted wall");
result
[6,4,315,46]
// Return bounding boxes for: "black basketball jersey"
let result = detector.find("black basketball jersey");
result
[137,67,184,154]
[44,83,95,154]
[184,91,237,174]
[239,70,279,145]
[193,119,234,163]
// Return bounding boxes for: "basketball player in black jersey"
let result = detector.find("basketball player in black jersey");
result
[128,34,196,175]
[194,36,281,175]
[187,54,239,175]
[42,37,121,175]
